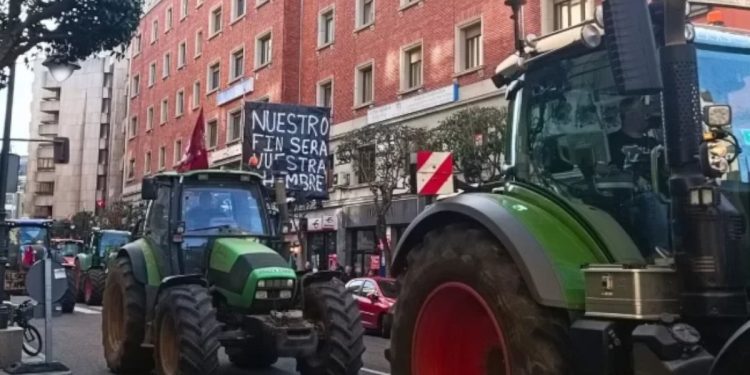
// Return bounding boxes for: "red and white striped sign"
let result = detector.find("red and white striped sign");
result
[416,151,454,196]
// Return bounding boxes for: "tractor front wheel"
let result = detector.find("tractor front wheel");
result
[390,224,570,375]
[84,269,105,306]
[102,256,153,373]
[297,278,365,375]
[60,269,76,313]
[153,284,221,375]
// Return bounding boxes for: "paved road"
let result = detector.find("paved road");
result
[12,301,391,375]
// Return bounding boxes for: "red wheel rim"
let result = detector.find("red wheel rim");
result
[85,279,93,301]
[412,282,510,375]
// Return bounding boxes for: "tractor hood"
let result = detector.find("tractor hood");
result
[207,237,295,309]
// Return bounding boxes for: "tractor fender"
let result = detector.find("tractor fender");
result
[117,245,148,286]
[75,253,92,272]
[392,193,567,309]
[157,274,207,295]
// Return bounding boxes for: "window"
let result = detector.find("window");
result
[133,34,142,55]
[149,62,156,86]
[210,5,223,36]
[160,98,169,124]
[230,48,244,81]
[232,0,246,20]
[147,106,154,130]
[208,62,220,92]
[176,90,185,117]
[317,79,333,108]
[159,146,166,170]
[37,182,54,195]
[355,63,373,105]
[554,0,588,30]
[356,144,375,183]
[195,30,203,57]
[166,7,173,30]
[127,159,135,180]
[144,152,152,174]
[163,52,171,78]
[38,158,55,170]
[227,109,242,142]
[356,0,374,28]
[151,19,159,43]
[255,32,272,68]
[206,119,218,148]
[361,281,376,296]
[178,41,187,68]
[318,8,335,46]
[192,81,201,108]
[174,140,183,164]
[181,0,189,19]
[131,75,140,96]
[129,116,138,138]
[458,21,482,72]
[402,44,422,90]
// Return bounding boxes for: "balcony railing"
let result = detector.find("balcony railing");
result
[38,124,58,136]
[40,100,60,112]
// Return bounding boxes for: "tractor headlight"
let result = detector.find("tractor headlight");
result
[255,290,268,299]
[258,280,266,288]
[256,278,295,300]
[280,290,292,299]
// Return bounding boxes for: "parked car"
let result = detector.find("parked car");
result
[345,276,398,337]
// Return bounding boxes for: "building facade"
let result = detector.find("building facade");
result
[122,0,750,273]
[24,57,129,219]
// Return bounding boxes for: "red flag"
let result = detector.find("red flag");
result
[176,108,209,172]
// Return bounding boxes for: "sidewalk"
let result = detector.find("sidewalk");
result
[0,353,71,375]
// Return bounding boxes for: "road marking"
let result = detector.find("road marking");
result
[74,306,101,314]
[361,368,390,375]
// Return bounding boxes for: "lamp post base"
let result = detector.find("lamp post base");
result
[3,361,70,374]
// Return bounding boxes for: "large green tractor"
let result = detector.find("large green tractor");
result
[101,170,364,375]
[389,1,750,374]
[73,229,132,305]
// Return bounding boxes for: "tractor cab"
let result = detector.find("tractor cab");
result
[3,219,52,295]
[51,238,85,267]
[85,229,131,266]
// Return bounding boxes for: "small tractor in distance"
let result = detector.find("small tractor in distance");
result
[389,0,750,374]
[72,229,131,305]
[101,170,365,375]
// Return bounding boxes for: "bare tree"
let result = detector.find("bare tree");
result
[0,0,143,86]
[336,123,427,272]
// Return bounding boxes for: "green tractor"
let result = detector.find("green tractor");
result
[72,229,132,305]
[389,1,750,374]
[101,170,364,375]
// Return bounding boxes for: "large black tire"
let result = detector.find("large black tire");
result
[102,256,153,374]
[60,269,76,313]
[74,260,85,302]
[226,346,278,369]
[379,313,392,339]
[153,284,220,375]
[84,268,106,306]
[390,224,571,375]
[297,278,365,375]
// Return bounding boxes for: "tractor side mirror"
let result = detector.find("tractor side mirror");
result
[141,178,157,200]
[602,0,663,95]
[703,105,732,128]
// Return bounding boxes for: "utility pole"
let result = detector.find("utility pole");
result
[0,0,21,301]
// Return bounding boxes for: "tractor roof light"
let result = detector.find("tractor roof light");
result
[581,24,603,49]
[707,10,725,26]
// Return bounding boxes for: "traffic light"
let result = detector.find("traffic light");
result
[53,137,69,164]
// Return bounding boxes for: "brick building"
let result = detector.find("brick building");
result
[122,0,750,272]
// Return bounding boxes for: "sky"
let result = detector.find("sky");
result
[0,59,34,156]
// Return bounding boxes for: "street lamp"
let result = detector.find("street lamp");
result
[0,54,78,301]
[42,56,81,83]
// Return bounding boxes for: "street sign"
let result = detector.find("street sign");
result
[416,151,454,196]
[25,260,68,303]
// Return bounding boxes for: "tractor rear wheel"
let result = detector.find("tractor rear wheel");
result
[102,256,153,374]
[297,278,365,375]
[154,284,221,375]
[60,269,76,313]
[390,224,571,375]
[84,269,106,306]
[226,346,278,368]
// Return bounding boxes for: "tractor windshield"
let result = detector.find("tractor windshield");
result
[519,49,669,255]
[98,232,130,255]
[56,242,82,257]
[182,185,267,235]
[7,226,48,264]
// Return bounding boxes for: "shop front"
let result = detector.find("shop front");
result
[343,197,419,276]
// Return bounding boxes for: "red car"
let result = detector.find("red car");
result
[345,276,398,337]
